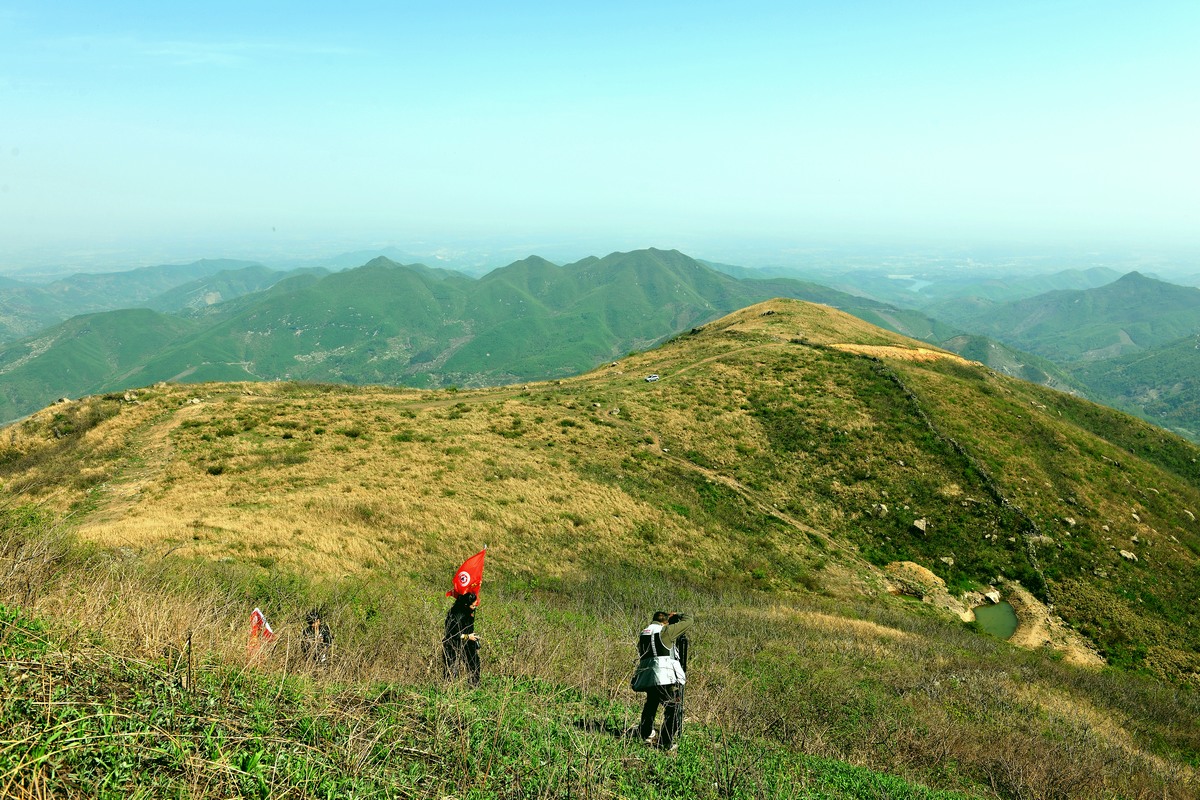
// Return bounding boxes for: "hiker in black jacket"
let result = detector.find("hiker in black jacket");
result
[443,591,481,684]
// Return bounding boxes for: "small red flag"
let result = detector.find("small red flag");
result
[248,607,274,650]
[447,548,486,597]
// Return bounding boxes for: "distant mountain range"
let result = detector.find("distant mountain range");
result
[0,259,309,342]
[914,266,1125,305]
[3,249,1200,440]
[143,264,329,313]
[920,271,1200,438]
[0,249,956,423]
[929,272,1200,361]
[713,264,1127,309]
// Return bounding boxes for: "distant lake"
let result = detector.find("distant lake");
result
[885,274,934,293]
[974,601,1018,639]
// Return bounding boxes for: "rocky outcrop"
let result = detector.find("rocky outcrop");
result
[885,561,943,598]
[884,561,972,621]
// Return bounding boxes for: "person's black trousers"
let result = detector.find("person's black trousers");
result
[443,640,481,685]
[639,684,683,748]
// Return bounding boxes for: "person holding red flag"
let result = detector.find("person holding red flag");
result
[443,548,486,684]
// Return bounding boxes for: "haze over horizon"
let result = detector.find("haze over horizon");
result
[1,1,1197,272]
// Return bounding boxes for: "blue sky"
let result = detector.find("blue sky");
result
[1,1,1197,267]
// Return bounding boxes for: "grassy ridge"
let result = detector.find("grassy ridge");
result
[3,300,1199,678]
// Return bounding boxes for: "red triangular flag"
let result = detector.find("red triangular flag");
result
[447,548,486,597]
[249,607,274,643]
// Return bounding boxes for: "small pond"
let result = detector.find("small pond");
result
[973,601,1018,640]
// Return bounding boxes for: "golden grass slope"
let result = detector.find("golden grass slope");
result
[1,300,914,579]
[2,299,877,577]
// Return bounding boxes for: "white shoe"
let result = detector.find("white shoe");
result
[643,730,658,746]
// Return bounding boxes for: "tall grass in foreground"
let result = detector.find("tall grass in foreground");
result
[2,511,1198,799]
[1,612,988,800]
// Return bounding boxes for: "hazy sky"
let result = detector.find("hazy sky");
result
[1,1,1197,267]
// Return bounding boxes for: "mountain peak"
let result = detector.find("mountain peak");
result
[363,256,403,269]
[1105,270,1199,297]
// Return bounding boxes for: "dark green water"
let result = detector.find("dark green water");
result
[974,601,1018,639]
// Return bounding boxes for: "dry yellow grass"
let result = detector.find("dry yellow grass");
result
[830,344,975,364]
[3,305,853,583]
[6,376,760,588]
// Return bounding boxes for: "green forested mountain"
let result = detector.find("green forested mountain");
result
[0,258,263,343]
[930,272,1200,361]
[38,258,265,306]
[0,249,954,422]
[937,333,1085,392]
[1071,333,1200,439]
[144,264,328,312]
[0,309,199,417]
